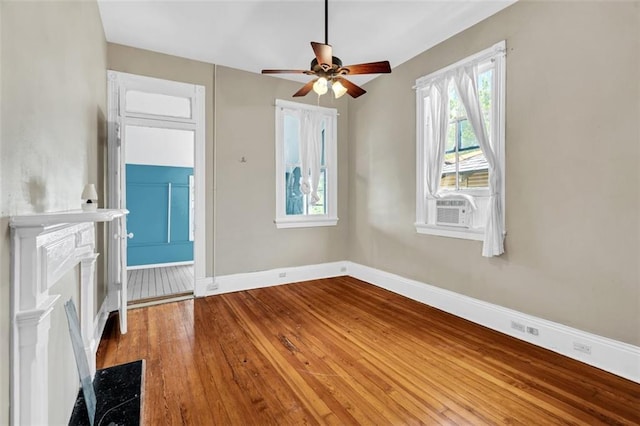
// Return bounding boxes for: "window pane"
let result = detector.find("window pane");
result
[308,169,327,215]
[459,119,479,150]
[440,173,457,189]
[458,148,489,188]
[448,82,465,120]
[321,125,326,166]
[478,69,493,135]
[445,122,456,153]
[458,169,489,189]
[440,152,457,189]
[125,90,191,118]
[284,114,300,165]
[285,166,304,215]
[442,70,491,189]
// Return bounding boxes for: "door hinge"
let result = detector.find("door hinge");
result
[116,122,121,146]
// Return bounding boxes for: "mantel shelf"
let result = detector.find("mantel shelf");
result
[10,208,128,228]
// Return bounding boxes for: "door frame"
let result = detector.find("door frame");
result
[106,70,206,325]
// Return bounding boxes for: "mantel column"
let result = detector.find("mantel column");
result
[12,226,47,311]
[14,296,60,425]
[80,253,100,374]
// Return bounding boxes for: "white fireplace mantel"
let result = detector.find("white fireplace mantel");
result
[10,208,127,426]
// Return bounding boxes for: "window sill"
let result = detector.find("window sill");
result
[415,223,484,241]
[275,217,338,229]
[435,188,490,197]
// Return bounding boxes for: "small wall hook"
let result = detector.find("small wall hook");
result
[240,156,247,163]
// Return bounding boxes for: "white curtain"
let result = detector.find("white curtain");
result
[453,64,504,257]
[424,78,450,198]
[299,110,323,205]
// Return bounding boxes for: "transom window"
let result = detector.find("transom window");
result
[275,99,338,228]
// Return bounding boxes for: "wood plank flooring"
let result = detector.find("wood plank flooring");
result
[97,276,640,425]
[127,265,193,302]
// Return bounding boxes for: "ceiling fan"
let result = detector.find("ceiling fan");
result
[261,0,391,99]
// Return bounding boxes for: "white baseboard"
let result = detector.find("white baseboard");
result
[203,261,347,297]
[345,261,640,384]
[194,276,216,297]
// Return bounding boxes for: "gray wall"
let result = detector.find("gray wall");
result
[0,1,107,423]
[214,66,349,275]
[106,47,350,277]
[348,1,640,346]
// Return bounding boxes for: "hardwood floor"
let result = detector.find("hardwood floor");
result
[127,265,193,302]
[97,276,640,425]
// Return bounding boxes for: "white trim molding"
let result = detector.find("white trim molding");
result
[415,223,484,241]
[203,262,347,297]
[194,276,217,297]
[9,209,126,426]
[274,99,339,229]
[345,261,640,384]
[274,217,339,229]
[92,297,111,359]
[107,70,206,333]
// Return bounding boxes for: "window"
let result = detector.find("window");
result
[275,99,338,228]
[415,41,506,256]
[441,69,492,190]
[125,90,192,119]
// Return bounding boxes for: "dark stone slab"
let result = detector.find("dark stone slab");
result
[69,359,145,426]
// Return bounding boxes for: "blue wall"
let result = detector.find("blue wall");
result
[126,164,193,266]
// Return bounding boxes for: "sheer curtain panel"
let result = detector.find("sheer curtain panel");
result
[300,110,323,205]
[424,79,450,198]
[453,65,505,257]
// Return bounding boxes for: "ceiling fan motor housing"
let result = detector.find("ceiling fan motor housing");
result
[311,56,344,76]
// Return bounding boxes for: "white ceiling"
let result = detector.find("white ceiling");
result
[98,0,516,86]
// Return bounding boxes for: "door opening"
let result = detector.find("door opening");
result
[107,71,205,330]
[125,121,195,303]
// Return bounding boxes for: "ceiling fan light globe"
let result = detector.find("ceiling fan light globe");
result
[332,80,348,99]
[313,77,328,95]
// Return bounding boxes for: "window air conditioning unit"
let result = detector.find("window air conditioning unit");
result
[436,199,471,228]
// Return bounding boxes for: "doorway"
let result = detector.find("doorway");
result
[125,121,195,302]
[107,71,205,319]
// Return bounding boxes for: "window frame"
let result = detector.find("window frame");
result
[274,99,338,229]
[415,41,506,240]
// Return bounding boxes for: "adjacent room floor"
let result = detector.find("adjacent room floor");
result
[127,265,194,303]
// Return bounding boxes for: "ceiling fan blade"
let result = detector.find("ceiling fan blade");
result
[341,61,391,75]
[311,42,333,69]
[337,78,367,98]
[293,79,317,97]
[262,69,309,74]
